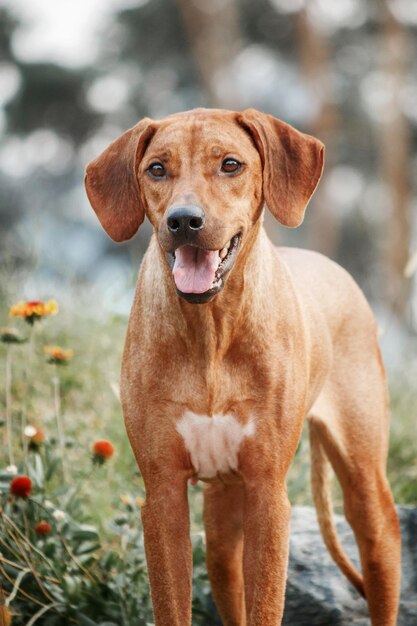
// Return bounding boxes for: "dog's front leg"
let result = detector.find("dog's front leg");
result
[238,421,299,626]
[242,478,290,626]
[140,472,192,626]
[123,391,194,626]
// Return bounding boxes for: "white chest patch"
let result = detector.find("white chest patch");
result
[176,412,256,479]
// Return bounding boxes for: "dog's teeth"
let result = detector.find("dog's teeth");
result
[220,247,228,260]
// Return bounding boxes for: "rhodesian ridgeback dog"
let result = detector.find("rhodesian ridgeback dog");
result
[85,108,401,626]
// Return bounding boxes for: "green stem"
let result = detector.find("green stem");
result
[0,552,59,583]
[52,365,68,482]
[28,499,97,582]
[4,567,31,605]
[1,518,55,603]
[21,324,36,471]
[1,509,59,578]
[5,344,14,467]
[26,602,62,626]
[0,562,45,607]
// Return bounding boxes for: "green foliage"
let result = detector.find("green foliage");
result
[0,450,216,625]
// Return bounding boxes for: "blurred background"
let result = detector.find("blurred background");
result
[0,5,416,620]
[1,0,416,354]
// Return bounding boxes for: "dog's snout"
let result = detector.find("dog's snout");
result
[167,206,205,236]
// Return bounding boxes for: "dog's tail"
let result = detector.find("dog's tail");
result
[308,423,366,598]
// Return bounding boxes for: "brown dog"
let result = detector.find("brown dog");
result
[85,108,401,626]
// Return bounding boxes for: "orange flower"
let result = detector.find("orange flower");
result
[120,494,145,508]
[24,425,45,449]
[34,520,52,536]
[44,345,73,364]
[10,475,32,498]
[92,440,115,464]
[31,429,45,446]
[10,299,58,324]
[120,494,132,506]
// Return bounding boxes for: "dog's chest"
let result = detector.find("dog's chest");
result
[176,412,255,479]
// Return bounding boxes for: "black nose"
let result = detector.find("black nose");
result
[167,206,205,236]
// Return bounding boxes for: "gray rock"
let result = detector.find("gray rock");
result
[201,505,417,625]
[283,505,417,625]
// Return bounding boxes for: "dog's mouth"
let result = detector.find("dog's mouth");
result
[167,232,242,303]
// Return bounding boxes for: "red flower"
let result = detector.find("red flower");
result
[34,520,52,536]
[10,475,32,498]
[92,440,115,464]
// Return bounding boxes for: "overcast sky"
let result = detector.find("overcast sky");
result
[0,0,147,67]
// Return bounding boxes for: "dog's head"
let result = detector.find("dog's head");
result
[85,108,324,303]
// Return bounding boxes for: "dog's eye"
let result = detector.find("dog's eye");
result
[147,162,166,178]
[221,158,241,174]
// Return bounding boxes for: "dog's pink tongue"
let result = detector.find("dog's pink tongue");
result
[173,246,220,293]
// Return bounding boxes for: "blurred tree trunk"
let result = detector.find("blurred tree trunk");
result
[295,9,340,258]
[176,0,242,107]
[378,3,412,319]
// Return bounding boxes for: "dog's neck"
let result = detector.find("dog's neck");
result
[148,222,287,360]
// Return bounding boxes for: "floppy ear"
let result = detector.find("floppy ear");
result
[85,118,156,242]
[236,108,324,227]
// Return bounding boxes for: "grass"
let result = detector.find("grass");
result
[388,368,417,503]
[0,307,139,530]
